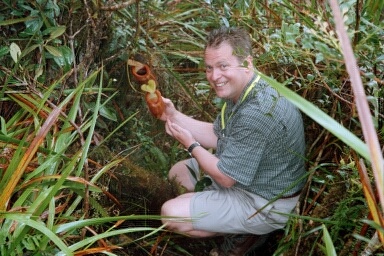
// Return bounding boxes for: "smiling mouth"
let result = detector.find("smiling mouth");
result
[215,82,227,87]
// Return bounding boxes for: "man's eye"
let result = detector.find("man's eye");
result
[205,66,212,72]
[220,64,228,70]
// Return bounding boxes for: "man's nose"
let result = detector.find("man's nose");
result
[210,68,222,81]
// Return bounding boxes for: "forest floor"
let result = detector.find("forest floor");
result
[109,228,284,255]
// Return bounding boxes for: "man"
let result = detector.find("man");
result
[159,26,306,255]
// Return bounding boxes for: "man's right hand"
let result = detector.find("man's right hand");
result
[159,97,177,122]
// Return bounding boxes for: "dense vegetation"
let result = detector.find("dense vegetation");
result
[0,0,383,255]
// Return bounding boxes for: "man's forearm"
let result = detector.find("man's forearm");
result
[189,145,236,187]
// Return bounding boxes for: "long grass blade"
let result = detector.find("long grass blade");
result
[356,159,384,242]
[0,105,62,211]
[65,226,165,254]
[257,72,369,160]
[2,213,73,255]
[321,224,337,256]
[328,0,384,242]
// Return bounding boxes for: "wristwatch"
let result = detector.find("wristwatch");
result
[187,141,201,156]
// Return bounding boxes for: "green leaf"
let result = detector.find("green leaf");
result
[0,117,6,135]
[148,146,168,168]
[99,105,117,121]
[3,213,73,255]
[22,235,37,250]
[221,16,229,27]
[0,16,35,26]
[47,26,67,41]
[0,46,9,58]
[34,65,44,80]
[194,177,212,192]
[363,0,384,24]
[315,52,324,63]
[44,45,62,57]
[10,42,21,63]
[24,18,43,35]
[321,224,337,256]
[65,226,163,253]
[258,72,370,161]
[52,46,73,69]
[22,44,40,57]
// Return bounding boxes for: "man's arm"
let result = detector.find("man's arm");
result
[190,145,236,187]
[166,121,235,188]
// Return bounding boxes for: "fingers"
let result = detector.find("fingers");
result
[167,120,178,134]
[165,119,172,135]
[159,97,175,121]
[170,121,179,132]
[166,120,181,138]
[162,97,173,108]
[166,120,195,147]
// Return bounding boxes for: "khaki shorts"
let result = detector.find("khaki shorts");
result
[186,158,299,235]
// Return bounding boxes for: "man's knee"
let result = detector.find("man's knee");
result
[168,159,189,179]
[161,194,191,216]
[160,198,189,232]
[168,159,196,191]
[160,199,173,217]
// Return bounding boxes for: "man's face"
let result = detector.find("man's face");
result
[204,42,253,102]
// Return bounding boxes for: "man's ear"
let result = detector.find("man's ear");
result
[243,55,253,71]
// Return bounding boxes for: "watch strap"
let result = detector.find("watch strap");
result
[187,141,201,155]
